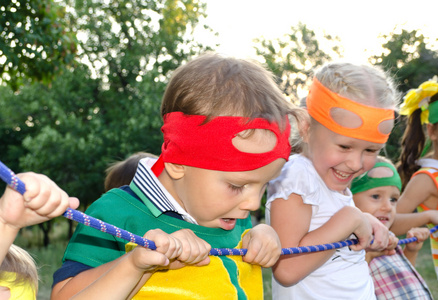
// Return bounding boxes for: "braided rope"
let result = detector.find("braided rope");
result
[1,160,437,256]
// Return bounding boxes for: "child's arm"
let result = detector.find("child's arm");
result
[270,193,376,286]
[241,223,281,267]
[390,210,438,236]
[52,228,211,299]
[403,227,430,266]
[0,172,79,264]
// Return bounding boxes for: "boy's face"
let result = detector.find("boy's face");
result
[164,128,285,230]
[352,168,400,228]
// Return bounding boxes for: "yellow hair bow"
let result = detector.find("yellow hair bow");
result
[400,76,438,124]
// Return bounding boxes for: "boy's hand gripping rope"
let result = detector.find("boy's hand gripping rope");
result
[1,160,437,256]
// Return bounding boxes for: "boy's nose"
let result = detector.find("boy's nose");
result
[240,194,260,212]
[381,199,393,211]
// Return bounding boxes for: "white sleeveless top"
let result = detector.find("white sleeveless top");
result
[266,154,375,300]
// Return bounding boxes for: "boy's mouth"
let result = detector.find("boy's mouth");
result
[220,218,237,230]
[377,216,391,223]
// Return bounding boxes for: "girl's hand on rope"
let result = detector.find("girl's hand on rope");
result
[241,224,281,268]
[0,172,79,231]
[348,209,373,251]
[405,227,430,252]
[365,231,398,263]
[363,213,390,252]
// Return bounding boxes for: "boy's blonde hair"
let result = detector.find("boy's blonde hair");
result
[314,62,400,110]
[0,244,38,293]
[160,52,300,129]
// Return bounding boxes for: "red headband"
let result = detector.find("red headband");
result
[152,112,291,176]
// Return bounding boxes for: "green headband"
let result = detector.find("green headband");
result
[350,162,402,194]
[429,101,438,124]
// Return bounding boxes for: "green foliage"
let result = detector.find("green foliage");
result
[254,23,342,103]
[371,28,438,93]
[0,0,211,212]
[370,27,438,161]
[0,0,77,90]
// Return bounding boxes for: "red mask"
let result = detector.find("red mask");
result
[152,112,291,176]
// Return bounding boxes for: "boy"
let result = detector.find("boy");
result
[351,156,434,299]
[51,53,304,299]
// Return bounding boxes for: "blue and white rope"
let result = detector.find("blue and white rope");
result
[1,160,437,256]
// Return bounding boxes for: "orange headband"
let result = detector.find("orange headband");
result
[306,78,394,143]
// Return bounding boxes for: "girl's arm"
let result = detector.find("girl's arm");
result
[270,193,373,286]
[392,173,438,235]
[390,210,438,236]
[397,174,437,213]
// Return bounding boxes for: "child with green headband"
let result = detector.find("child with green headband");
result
[392,78,438,279]
[351,156,434,299]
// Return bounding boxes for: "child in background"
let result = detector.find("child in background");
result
[266,61,399,299]
[351,156,433,300]
[51,52,305,299]
[392,78,438,279]
[0,172,80,299]
[104,152,158,192]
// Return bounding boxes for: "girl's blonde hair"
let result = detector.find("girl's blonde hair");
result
[314,61,400,110]
[0,244,38,293]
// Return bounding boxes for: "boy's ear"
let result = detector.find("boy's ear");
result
[164,162,185,180]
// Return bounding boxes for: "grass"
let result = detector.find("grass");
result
[13,221,438,300]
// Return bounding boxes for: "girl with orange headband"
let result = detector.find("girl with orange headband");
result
[266,61,400,299]
[391,77,438,279]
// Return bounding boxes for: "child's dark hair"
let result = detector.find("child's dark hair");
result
[104,152,158,191]
[398,94,438,188]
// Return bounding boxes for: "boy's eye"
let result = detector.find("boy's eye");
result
[390,197,398,203]
[371,194,380,200]
[229,184,245,192]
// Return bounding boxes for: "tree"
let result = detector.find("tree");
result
[0,0,77,90]
[0,0,212,246]
[254,23,342,103]
[371,28,438,93]
[370,28,438,161]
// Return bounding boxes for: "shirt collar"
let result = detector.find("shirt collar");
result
[130,158,198,224]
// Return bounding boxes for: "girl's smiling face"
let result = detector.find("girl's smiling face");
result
[304,121,384,192]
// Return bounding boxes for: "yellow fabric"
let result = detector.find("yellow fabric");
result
[126,233,263,300]
[0,271,36,300]
[400,78,438,124]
